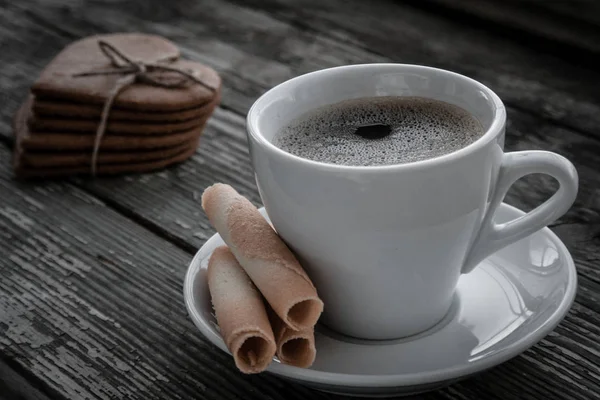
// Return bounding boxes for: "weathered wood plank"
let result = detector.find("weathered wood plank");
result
[2,131,600,400]
[1,0,599,236]
[1,0,598,288]
[1,0,599,302]
[1,0,600,399]
[52,93,600,398]
[537,0,600,29]
[3,118,600,400]
[0,357,54,400]
[403,0,600,61]
[0,143,337,400]
[4,0,600,140]
[84,106,600,244]
[224,0,600,138]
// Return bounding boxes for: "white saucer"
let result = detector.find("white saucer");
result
[184,203,577,397]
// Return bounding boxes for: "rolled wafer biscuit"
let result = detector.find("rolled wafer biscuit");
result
[269,307,316,368]
[207,246,276,374]
[201,183,324,331]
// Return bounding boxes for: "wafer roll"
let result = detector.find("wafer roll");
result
[269,308,316,368]
[202,183,324,331]
[207,246,276,374]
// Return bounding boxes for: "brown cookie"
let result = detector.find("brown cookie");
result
[22,128,205,151]
[15,97,216,151]
[31,86,220,135]
[29,88,219,134]
[31,33,221,111]
[19,139,197,168]
[29,113,206,135]
[33,97,212,122]
[14,141,198,179]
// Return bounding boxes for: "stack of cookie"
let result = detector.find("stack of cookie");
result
[13,33,221,178]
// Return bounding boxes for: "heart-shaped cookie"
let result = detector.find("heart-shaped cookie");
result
[33,97,213,122]
[15,142,199,179]
[31,33,221,111]
[14,33,222,179]
[14,97,213,152]
[19,140,196,168]
[29,112,207,135]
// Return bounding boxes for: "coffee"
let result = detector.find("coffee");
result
[273,96,484,166]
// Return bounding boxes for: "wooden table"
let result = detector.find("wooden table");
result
[1,1,599,399]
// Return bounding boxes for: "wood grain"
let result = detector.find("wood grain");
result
[0,144,337,400]
[3,0,600,137]
[538,0,600,29]
[0,357,53,400]
[1,0,600,399]
[3,118,600,400]
[403,0,600,63]
[225,0,600,137]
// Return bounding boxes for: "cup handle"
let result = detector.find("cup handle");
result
[461,150,578,274]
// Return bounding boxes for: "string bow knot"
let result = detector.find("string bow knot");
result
[74,40,216,175]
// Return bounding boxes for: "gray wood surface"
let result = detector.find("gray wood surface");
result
[1,0,600,399]
[0,145,330,400]
[403,0,600,63]
[0,358,53,400]
[538,0,600,28]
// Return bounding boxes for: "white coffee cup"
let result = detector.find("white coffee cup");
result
[246,64,578,340]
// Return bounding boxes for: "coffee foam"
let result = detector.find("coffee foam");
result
[273,97,484,166]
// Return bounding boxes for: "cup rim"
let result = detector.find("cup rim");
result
[247,63,506,172]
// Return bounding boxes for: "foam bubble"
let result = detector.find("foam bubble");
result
[273,96,484,166]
